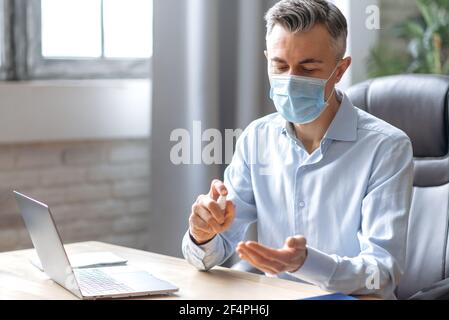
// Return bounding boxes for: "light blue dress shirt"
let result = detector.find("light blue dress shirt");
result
[182,92,414,299]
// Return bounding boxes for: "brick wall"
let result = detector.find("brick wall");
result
[0,139,151,252]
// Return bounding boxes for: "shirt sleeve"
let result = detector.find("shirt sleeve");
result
[181,231,226,270]
[288,134,414,299]
[182,127,258,271]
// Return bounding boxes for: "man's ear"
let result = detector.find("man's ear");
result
[335,56,352,83]
[264,50,268,59]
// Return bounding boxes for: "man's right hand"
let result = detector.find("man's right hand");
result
[189,179,236,245]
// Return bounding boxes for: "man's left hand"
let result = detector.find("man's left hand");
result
[236,236,308,275]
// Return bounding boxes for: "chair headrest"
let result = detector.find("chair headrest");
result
[347,74,449,187]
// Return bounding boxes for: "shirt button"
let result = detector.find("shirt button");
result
[299,201,305,208]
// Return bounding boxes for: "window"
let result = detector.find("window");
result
[41,0,152,59]
[0,0,12,80]
[1,0,153,80]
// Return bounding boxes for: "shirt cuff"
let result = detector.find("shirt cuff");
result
[288,246,338,287]
[183,231,221,269]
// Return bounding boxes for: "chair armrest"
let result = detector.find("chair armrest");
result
[409,278,449,300]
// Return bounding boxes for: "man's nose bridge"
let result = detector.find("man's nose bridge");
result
[287,66,303,77]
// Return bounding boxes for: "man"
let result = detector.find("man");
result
[182,0,413,299]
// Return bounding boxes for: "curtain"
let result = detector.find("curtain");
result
[150,0,275,258]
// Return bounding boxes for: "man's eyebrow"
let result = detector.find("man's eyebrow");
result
[270,57,288,63]
[298,58,323,64]
[270,57,324,64]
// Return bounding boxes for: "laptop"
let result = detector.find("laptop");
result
[14,191,179,300]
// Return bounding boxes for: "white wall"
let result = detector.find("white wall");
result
[333,0,380,89]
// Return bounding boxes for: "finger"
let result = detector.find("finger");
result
[238,250,279,275]
[238,252,277,274]
[208,179,228,200]
[190,212,214,234]
[194,205,223,233]
[237,247,283,274]
[192,203,220,232]
[198,195,225,224]
[221,201,236,230]
[286,236,307,249]
[243,241,307,273]
[240,245,285,270]
[245,241,291,265]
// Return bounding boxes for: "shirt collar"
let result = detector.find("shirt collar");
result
[282,90,358,143]
[324,91,358,142]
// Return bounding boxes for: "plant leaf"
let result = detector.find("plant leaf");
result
[397,21,425,39]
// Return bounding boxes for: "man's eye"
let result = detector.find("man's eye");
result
[303,68,316,73]
[271,66,288,74]
[273,65,288,71]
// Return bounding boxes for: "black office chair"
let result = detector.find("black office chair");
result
[347,74,449,300]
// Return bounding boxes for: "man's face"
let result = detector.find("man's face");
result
[265,23,351,99]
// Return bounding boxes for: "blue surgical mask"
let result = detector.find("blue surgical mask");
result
[269,64,339,124]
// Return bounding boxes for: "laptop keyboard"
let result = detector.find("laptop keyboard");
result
[75,268,133,296]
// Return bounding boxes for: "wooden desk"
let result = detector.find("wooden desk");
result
[0,241,354,300]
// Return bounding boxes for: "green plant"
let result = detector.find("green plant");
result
[368,0,449,77]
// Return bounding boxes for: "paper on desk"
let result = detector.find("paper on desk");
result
[30,251,128,272]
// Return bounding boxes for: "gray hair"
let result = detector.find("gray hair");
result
[265,0,348,60]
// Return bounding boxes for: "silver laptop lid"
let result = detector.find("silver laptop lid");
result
[14,191,83,298]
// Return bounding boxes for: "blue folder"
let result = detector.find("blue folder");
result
[303,293,359,300]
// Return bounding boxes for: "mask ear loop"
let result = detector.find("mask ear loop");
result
[324,61,341,105]
[325,87,336,105]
